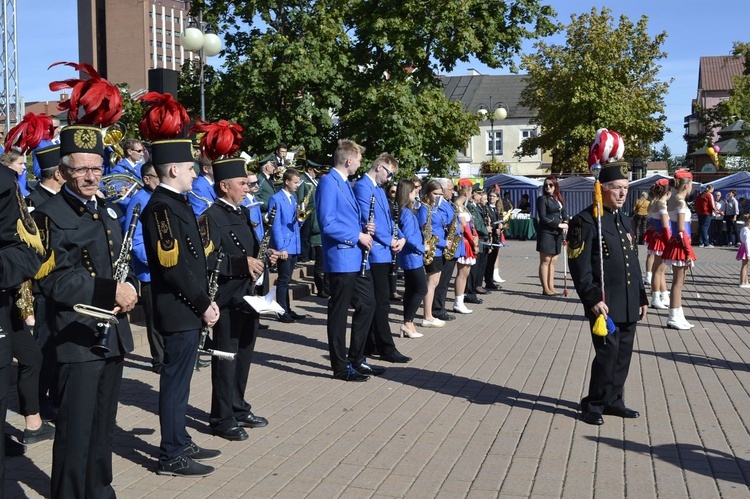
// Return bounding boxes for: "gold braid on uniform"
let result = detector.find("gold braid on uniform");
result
[15,184,44,255]
[197,214,214,257]
[34,214,56,279]
[567,216,584,260]
[153,206,180,267]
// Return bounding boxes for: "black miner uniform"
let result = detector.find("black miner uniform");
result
[199,199,269,434]
[33,187,136,497]
[0,166,43,485]
[567,205,648,416]
[141,184,212,466]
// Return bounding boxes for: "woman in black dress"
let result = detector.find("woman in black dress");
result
[536,176,569,295]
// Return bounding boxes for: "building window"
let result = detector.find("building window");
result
[521,129,537,140]
[487,130,503,156]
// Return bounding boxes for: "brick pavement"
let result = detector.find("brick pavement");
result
[5,241,750,498]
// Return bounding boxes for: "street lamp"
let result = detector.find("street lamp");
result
[181,12,222,120]
[476,97,508,163]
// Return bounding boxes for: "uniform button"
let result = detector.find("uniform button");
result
[107,230,112,235]
[93,214,99,220]
[109,240,114,246]
[91,272,96,276]
[627,280,631,285]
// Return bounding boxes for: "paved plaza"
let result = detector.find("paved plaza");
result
[5,240,750,498]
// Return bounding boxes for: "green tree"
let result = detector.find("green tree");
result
[518,8,670,173]
[188,0,557,176]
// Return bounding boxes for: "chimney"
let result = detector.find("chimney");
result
[59,92,69,102]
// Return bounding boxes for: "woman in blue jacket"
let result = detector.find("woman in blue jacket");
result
[396,179,430,339]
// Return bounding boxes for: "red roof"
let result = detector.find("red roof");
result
[699,56,746,92]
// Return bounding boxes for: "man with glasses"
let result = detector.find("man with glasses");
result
[353,153,410,364]
[32,124,139,496]
[268,168,308,323]
[112,139,146,178]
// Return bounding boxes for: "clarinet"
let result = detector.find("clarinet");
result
[360,195,375,277]
[389,201,399,277]
[195,248,237,370]
[249,206,276,295]
[88,202,141,354]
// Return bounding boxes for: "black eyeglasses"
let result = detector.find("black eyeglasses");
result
[389,190,397,194]
[544,183,554,188]
[66,165,104,177]
[380,164,394,179]
[132,148,144,153]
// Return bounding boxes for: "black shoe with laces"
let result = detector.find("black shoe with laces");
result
[184,441,221,461]
[23,422,56,445]
[157,456,214,477]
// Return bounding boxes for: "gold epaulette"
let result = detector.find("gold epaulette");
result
[15,186,44,255]
[197,214,214,257]
[33,214,55,279]
[153,206,179,268]
[568,216,584,260]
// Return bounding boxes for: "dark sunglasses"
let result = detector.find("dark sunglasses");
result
[249,181,259,187]
[544,183,554,188]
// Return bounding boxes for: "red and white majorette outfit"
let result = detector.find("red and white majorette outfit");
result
[645,199,669,256]
[457,209,477,265]
[662,199,697,266]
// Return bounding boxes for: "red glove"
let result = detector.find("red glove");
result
[660,228,671,244]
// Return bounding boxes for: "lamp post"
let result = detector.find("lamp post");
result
[476,97,508,163]
[181,11,222,121]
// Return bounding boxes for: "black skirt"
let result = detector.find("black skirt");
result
[536,228,563,255]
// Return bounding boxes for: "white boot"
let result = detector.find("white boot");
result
[650,291,668,310]
[667,308,691,330]
[453,295,473,314]
[677,307,694,328]
[660,290,670,304]
[493,269,506,284]
[645,272,652,287]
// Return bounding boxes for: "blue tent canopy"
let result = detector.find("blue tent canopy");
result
[705,171,750,200]
[484,174,542,216]
[626,174,672,214]
[558,176,594,218]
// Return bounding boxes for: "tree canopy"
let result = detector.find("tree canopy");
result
[179,0,557,176]
[517,7,670,173]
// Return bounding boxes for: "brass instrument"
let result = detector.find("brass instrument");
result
[76,202,141,354]
[360,195,375,277]
[103,122,127,167]
[15,280,34,321]
[422,200,439,265]
[196,248,237,370]
[443,203,462,260]
[101,172,144,204]
[244,206,285,315]
[271,145,305,185]
[296,185,314,223]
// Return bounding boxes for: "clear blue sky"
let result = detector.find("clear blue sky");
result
[17,0,750,157]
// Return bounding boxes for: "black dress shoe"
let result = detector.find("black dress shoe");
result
[158,456,214,477]
[582,412,604,425]
[476,286,489,294]
[485,283,500,290]
[258,323,269,330]
[435,313,456,321]
[5,435,25,457]
[333,366,370,382]
[465,297,483,304]
[380,351,411,363]
[212,425,249,441]
[238,412,268,429]
[317,292,330,299]
[152,363,163,375]
[278,314,295,323]
[289,311,307,320]
[185,442,221,461]
[23,421,55,445]
[603,406,640,418]
[354,361,386,376]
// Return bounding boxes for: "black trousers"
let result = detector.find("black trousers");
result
[300,220,313,261]
[276,254,298,315]
[312,245,328,295]
[327,271,375,373]
[432,257,456,316]
[210,307,258,431]
[140,281,164,368]
[0,365,10,493]
[11,323,42,415]
[366,263,398,356]
[34,295,58,411]
[159,328,199,464]
[581,321,637,414]
[51,356,123,499]
[403,267,427,322]
[484,246,499,286]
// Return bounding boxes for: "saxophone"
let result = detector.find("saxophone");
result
[15,280,34,321]
[422,201,439,265]
[443,204,462,260]
[296,185,314,223]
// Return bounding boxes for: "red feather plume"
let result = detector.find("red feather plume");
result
[189,120,244,161]
[138,92,190,141]
[48,61,123,126]
[4,113,54,153]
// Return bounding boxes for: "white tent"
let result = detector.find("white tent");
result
[484,174,542,216]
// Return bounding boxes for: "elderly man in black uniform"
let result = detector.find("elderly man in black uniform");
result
[567,163,648,426]
[33,124,139,497]
[142,137,222,476]
[0,164,43,478]
[199,156,276,441]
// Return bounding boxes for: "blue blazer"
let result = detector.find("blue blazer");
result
[32,139,54,179]
[316,169,366,273]
[353,175,397,264]
[188,174,216,218]
[124,187,152,282]
[417,202,447,257]
[243,195,264,241]
[111,158,141,179]
[268,190,301,254]
[398,208,425,270]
